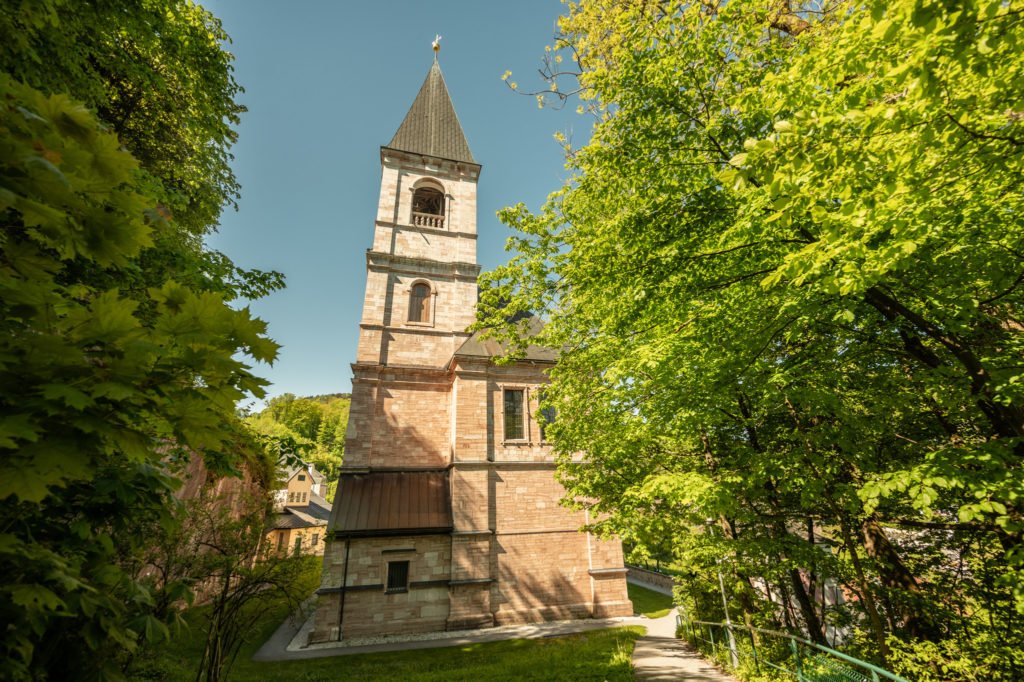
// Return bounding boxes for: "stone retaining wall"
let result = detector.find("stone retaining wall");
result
[626,565,675,593]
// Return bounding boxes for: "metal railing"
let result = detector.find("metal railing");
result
[678,616,908,682]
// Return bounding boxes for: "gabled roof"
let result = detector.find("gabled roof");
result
[454,315,558,363]
[386,60,476,164]
[306,493,332,520]
[329,470,452,537]
[281,462,324,485]
[270,494,331,530]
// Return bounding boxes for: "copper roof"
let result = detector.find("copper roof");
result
[329,471,452,537]
[386,60,476,164]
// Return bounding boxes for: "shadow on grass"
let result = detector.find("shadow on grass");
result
[628,583,674,619]
[130,594,644,682]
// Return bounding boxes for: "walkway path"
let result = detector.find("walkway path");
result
[629,580,736,682]
[253,578,735,681]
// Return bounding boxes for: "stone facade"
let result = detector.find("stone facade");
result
[309,60,630,644]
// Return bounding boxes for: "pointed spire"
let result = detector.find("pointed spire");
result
[387,58,476,165]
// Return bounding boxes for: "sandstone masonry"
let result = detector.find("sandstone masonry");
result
[309,58,631,644]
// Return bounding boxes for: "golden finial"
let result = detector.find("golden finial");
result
[432,35,442,55]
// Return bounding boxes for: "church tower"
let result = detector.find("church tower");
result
[310,53,631,644]
[346,57,481,470]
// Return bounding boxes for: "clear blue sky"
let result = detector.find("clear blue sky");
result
[200,0,587,403]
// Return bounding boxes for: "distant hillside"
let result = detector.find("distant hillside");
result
[302,392,352,404]
[247,393,350,500]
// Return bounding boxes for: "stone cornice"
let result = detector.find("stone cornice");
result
[452,460,558,470]
[380,146,482,180]
[366,250,481,281]
[452,368,489,378]
[374,219,477,241]
[589,567,629,576]
[358,323,473,339]
[350,362,454,382]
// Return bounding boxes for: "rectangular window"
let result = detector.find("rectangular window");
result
[298,474,306,481]
[386,560,410,593]
[312,533,319,546]
[301,492,307,503]
[287,492,295,503]
[503,389,525,440]
[293,536,302,556]
[277,533,285,552]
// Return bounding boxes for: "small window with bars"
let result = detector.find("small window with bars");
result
[503,388,525,441]
[386,560,410,593]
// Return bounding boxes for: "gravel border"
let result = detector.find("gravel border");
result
[287,600,638,652]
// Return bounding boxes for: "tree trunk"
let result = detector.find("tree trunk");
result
[789,567,827,645]
[840,521,890,664]
[864,286,1024,447]
[777,578,797,631]
[861,518,939,640]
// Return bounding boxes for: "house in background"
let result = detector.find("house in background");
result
[273,462,326,507]
[266,462,331,557]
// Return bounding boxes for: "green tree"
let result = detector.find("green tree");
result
[482,1,1024,677]
[248,394,350,499]
[0,1,286,677]
[139,490,314,682]
[0,75,279,679]
[0,0,283,299]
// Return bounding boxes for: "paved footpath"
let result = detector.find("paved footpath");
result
[629,581,737,682]
[631,608,736,681]
[254,579,735,681]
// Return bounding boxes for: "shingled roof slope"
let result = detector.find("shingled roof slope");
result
[386,60,476,164]
[454,315,558,362]
[270,494,331,530]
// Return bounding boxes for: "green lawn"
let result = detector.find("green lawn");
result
[129,595,644,681]
[627,583,674,619]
